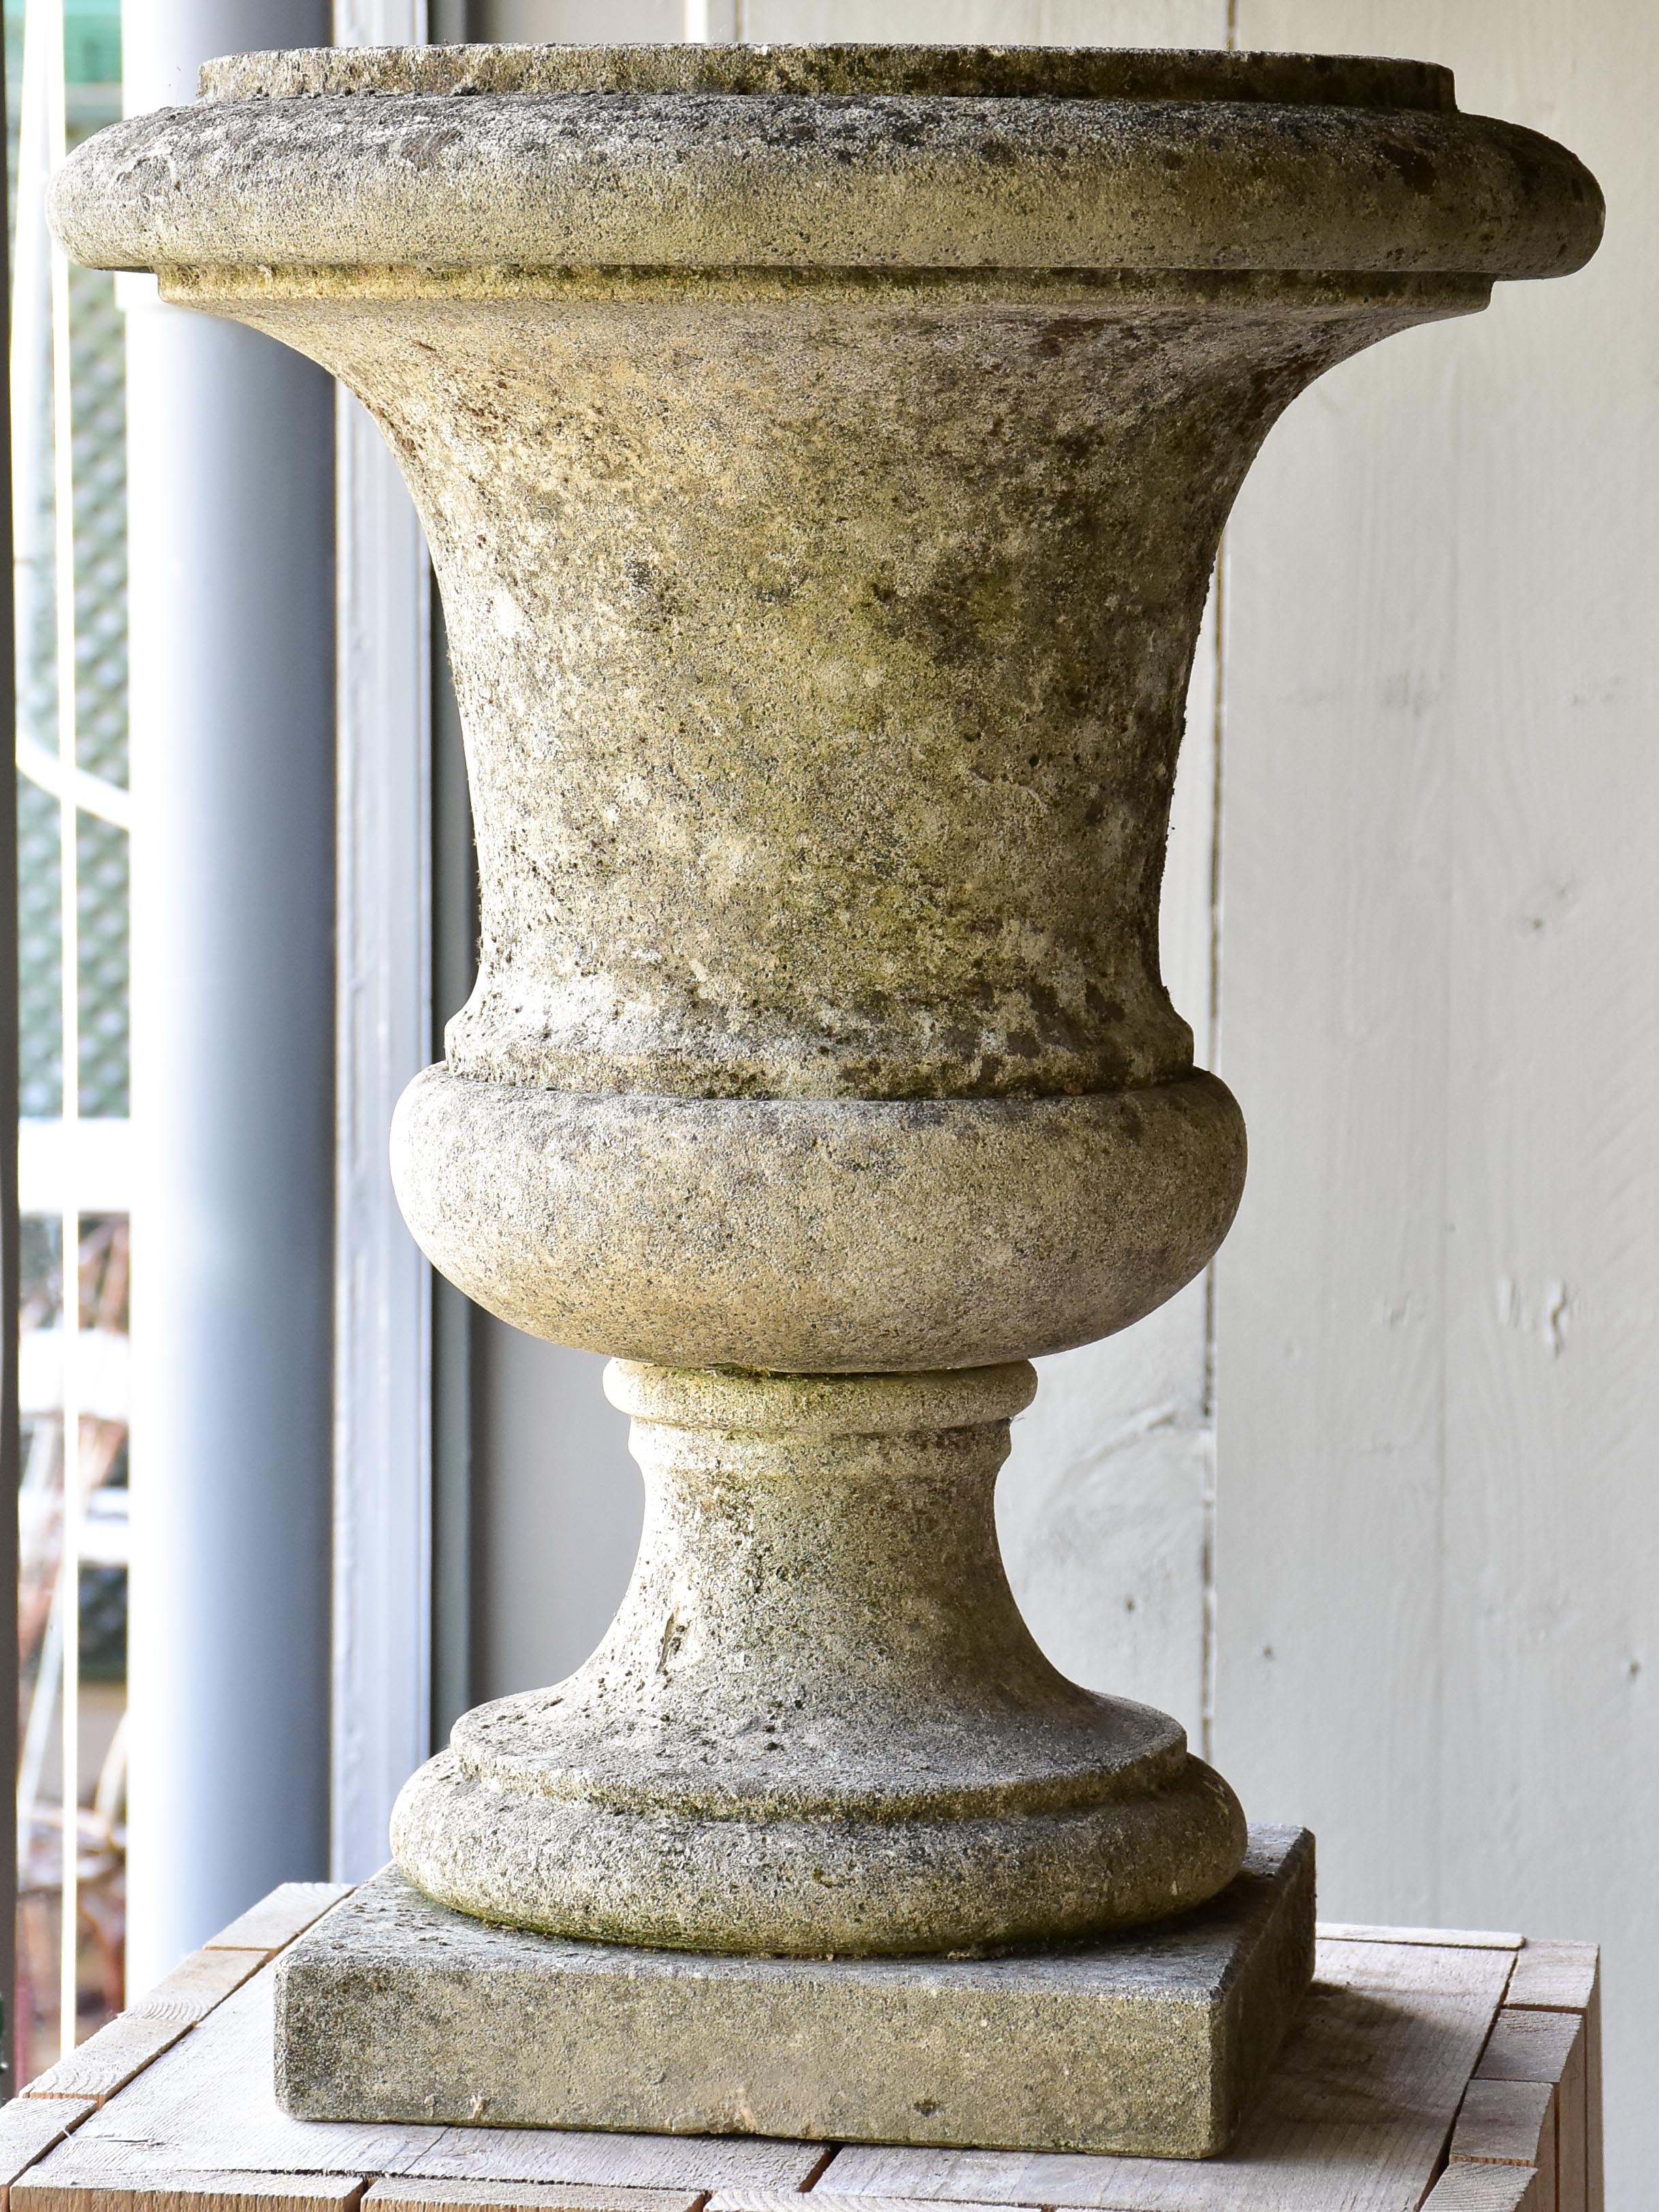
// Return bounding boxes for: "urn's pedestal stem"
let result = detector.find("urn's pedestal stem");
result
[391,1361,1245,1956]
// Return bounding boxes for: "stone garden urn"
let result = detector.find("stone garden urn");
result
[54,41,1600,2153]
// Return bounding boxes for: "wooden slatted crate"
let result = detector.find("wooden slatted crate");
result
[0,1889,1601,2212]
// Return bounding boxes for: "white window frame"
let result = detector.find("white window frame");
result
[329,0,436,1885]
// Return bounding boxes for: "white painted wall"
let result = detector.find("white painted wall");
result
[1212,18,1659,2212]
[459,5,1656,2201]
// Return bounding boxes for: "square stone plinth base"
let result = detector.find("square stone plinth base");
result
[274,1827,1312,2161]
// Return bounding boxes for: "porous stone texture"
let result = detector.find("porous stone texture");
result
[276,1830,1315,2158]
[197,44,1456,104]
[137,262,1483,1370]
[46,48,1602,1396]
[50,44,1601,2011]
[389,1069,1244,1370]
[394,1364,1244,1955]
[56,48,1598,278]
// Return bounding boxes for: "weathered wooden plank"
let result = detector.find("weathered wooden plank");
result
[1504,1945,1598,2015]
[1582,1982,1603,2212]
[203,1888,355,1956]
[395,2140,822,2194]
[1449,2081,1557,2212]
[22,2021,192,2109]
[0,2100,101,2202]
[1551,2019,1588,2212]
[1451,2079,1556,2170]
[1423,2167,1542,2212]
[1476,2013,1582,2087]
[1318,1926,1523,1953]
[15,2143,366,2212]
[128,1952,268,2027]
[713,2199,1018,2212]
[1310,1942,1519,1998]
[1487,1952,1595,2212]
[818,1940,1511,2209]
[1473,2006,1589,2212]
[367,2187,701,2212]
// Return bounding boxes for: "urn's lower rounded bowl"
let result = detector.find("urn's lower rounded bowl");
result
[390,1740,1247,1957]
[389,1065,1246,1373]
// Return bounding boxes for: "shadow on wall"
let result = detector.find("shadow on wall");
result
[470,1321,644,1701]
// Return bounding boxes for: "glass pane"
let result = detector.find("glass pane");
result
[7,0,129,2078]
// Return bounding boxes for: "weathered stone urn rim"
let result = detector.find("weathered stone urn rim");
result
[51,42,1602,281]
[199,42,1457,109]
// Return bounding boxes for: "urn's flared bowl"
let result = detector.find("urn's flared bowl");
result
[48,42,1601,1376]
